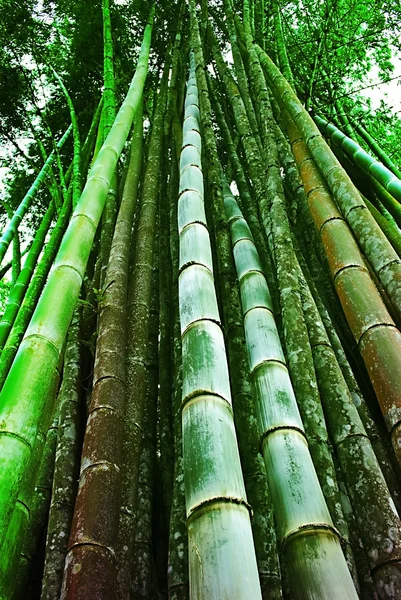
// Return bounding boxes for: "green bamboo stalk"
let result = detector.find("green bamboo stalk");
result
[41,310,82,600]
[30,126,64,211]
[334,99,357,140]
[0,125,71,265]
[271,0,295,88]
[223,186,357,599]
[0,243,31,281]
[314,114,401,205]
[0,202,55,352]
[62,100,145,599]
[11,396,60,599]
[330,140,401,229]
[349,114,401,180]
[116,52,167,599]
[0,12,154,561]
[0,359,61,597]
[167,146,189,600]
[52,69,82,209]
[99,0,119,286]
[178,47,262,599]
[363,195,401,258]
[11,231,20,287]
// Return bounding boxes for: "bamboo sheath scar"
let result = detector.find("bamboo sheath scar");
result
[258,48,401,325]
[283,113,401,472]
[0,13,154,567]
[178,53,262,600]
[223,184,358,600]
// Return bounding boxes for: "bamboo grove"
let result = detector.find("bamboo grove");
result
[1,0,401,598]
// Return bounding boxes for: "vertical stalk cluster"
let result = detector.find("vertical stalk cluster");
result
[224,183,358,600]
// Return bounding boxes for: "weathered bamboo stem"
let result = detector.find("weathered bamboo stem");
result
[63,101,145,598]
[284,114,401,470]
[116,53,167,599]
[131,250,159,599]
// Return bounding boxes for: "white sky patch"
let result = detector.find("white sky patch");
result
[360,56,401,114]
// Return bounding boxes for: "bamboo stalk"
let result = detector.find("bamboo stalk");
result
[116,51,168,599]
[62,101,145,598]
[178,47,262,600]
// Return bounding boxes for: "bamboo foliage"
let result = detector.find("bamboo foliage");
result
[223,183,358,599]
[178,52,262,600]
[0,12,154,565]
